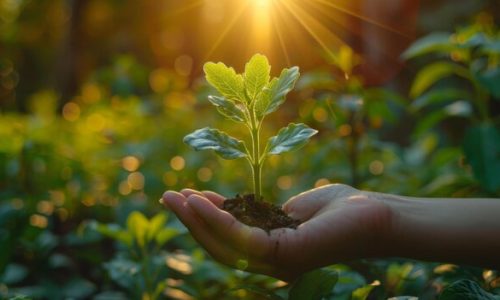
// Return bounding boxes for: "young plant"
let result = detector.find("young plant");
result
[184,54,317,201]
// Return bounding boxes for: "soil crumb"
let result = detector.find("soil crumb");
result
[222,194,301,233]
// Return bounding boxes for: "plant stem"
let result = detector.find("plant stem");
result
[247,101,263,200]
[251,126,262,200]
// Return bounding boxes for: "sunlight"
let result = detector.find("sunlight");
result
[254,0,273,8]
[187,0,416,72]
[250,0,274,52]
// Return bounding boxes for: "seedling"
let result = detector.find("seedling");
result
[184,54,317,201]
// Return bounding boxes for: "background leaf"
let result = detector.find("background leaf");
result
[146,213,167,243]
[410,62,470,98]
[473,68,500,99]
[266,123,318,156]
[402,32,454,59]
[351,284,376,300]
[126,211,149,248]
[411,88,471,112]
[184,127,248,159]
[439,279,500,300]
[463,124,500,192]
[289,269,338,300]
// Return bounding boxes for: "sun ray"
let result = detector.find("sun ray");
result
[271,7,291,66]
[314,0,412,39]
[280,0,344,59]
[166,0,205,17]
[202,1,250,62]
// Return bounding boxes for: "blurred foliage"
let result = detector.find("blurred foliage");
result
[0,0,499,299]
[403,17,500,192]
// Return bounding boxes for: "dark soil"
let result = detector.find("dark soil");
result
[222,194,301,233]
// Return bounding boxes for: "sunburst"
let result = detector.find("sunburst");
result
[167,0,416,80]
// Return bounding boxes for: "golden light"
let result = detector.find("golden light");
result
[127,172,145,190]
[163,171,178,186]
[166,253,193,275]
[30,214,48,228]
[254,0,273,8]
[165,0,418,84]
[277,175,292,190]
[197,167,213,182]
[314,178,330,188]
[170,156,186,171]
[122,156,141,172]
[250,4,272,52]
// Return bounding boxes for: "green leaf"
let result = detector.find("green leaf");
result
[204,62,246,102]
[244,54,270,102]
[256,67,300,118]
[0,263,28,285]
[155,228,179,247]
[62,278,97,299]
[208,95,246,122]
[364,88,407,124]
[89,221,133,246]
[474,67,500,99]
[126,211,149,248]
[481,40,500,55]
[439,279,500,300]
[184,127,248,160]
[266,123,318,156]
[146,213,167,243]
[352,284,376,300]
[296,70,337,91]
[104,258,141,290]
[336,45,358,74]
[402,32,454,59]
[411,88,471,112]
[364,88,407,107]
[410,62,470,98]
[288,269,338,300]
[227,285,285,300]
[413,101,472,137]
[463,124,500,192]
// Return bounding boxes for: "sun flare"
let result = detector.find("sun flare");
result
[254,0,274,8]
[168,0,417,78]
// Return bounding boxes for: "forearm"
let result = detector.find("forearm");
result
[376,193,500,269]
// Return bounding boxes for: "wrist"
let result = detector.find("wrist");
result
[362,191,425,259]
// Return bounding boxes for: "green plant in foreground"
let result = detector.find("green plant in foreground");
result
[184,54,318,200]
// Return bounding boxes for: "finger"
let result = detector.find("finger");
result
[186,194,271,259]
[164,191,246,266]
[283,184,343,221]
[180,188,204,197]
[201,190,226,208]
[161,190,179,209]
[181,189,226,208]
[162,191,198,227]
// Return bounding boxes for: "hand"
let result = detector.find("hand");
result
[161,184,393,281]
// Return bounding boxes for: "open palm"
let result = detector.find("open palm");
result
[161,184,392,281]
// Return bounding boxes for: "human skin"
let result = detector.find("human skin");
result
[160,184,500,282]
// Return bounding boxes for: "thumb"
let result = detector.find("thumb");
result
[283,184,353,221]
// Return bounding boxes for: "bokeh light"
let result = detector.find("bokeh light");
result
[122,156,141,172]
[128,172,145,190]
[369,160,384,175]
[197,167,213,182]
[170,156,186,171]
[30,214,48,228]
